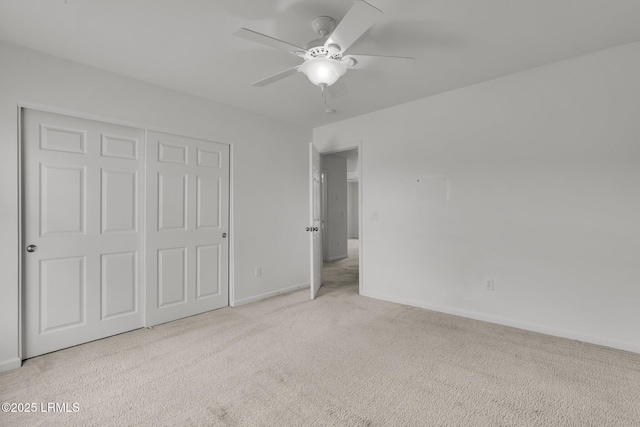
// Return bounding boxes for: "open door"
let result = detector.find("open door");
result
[310,143,322,299]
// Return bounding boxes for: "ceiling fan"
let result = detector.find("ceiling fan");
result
[233,0,414,99]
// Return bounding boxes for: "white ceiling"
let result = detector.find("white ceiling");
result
[1,0,640,128]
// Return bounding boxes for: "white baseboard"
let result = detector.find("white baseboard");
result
[360,290,640,355]
[326,254,347,262]
[0,357,22,373]
[232,282,310,307]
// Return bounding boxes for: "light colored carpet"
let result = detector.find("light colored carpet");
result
[1,239,640,426]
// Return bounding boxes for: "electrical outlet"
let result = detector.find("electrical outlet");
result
[255,266,262,277]
[371,210,380,221]
[485,279,494,291]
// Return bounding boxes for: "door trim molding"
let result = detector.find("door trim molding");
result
[318,140,363,295]
[228,144,235,307]
[17,105,24,363]
[17,100,229,145]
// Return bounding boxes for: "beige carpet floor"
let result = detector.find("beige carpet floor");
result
[1,239,640,426]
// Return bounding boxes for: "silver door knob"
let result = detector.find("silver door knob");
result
[26,245,37,253]
[222,233,227,238]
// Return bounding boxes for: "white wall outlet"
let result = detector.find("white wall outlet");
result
[371,210,380,221]
[485,279,494,291]
[255,266,262,277]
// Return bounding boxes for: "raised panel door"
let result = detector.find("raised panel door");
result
[23,109,144,358]
[146,131,229,326]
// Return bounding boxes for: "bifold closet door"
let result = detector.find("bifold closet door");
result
[22,109,144,358]
[145,131,229,326]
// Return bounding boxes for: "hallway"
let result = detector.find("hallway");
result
[318,238,359,297]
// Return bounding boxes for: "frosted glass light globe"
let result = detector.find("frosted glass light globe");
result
[300,57,347,87]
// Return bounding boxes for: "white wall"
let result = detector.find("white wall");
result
[0,41,310,371]
[346,156,358,175]
[347,181,359,238]
[322,154,348,261]
[314,42,640,353]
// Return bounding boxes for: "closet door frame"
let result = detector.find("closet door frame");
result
[17,101,235,361]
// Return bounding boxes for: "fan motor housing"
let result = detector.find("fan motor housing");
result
[306,16,343,59]
[305,41,342,60]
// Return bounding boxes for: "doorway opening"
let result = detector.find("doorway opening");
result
[319,148,360,297]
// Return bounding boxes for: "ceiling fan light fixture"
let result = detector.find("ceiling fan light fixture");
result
[300,57,347,87]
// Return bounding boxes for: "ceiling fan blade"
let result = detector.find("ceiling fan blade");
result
[233,28,307,57]
[325,0,382,54]
[346,53,415,68]
[251,66,300,87]
[327,79,348,99]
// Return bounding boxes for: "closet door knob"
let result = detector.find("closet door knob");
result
[222,233,227,238]
[26,245,37,253]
